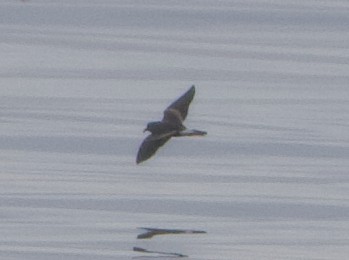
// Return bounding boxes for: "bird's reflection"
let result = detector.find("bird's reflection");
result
[133,227,206,258]
[137,227,206,239]
[133,247,187,258]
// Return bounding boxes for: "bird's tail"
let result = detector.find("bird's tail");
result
[178,129,207,136]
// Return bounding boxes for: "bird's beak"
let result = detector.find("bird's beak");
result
[143,128,147,133]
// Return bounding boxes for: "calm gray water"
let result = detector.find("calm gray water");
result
[1,1,349,259]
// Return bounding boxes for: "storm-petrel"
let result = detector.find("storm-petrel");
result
[136,85,207,164]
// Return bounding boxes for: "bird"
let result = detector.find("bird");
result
[136,85,207,164]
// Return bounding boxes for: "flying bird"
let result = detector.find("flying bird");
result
[136,85,207,164]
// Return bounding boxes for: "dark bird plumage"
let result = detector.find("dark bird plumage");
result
[136,85,207,164]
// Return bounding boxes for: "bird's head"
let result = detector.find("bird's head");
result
[144,121,162,133]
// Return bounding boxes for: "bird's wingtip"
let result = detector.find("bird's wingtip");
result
[136,155,142,164]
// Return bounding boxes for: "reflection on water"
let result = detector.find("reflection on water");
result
[134,227,206,258]
[133,247,187,258]
[137,227,206,239]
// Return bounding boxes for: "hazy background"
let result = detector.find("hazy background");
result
[1,1,348,259]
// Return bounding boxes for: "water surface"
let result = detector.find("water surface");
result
[1,1,349,259]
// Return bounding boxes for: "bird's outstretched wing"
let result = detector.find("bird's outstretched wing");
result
[162,85,195,125]
[136,134,172,164]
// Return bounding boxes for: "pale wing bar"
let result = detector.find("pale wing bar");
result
[162,85,195,123]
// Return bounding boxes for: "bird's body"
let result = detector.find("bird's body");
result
[145,121,185,135]
[136,85,206,164]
